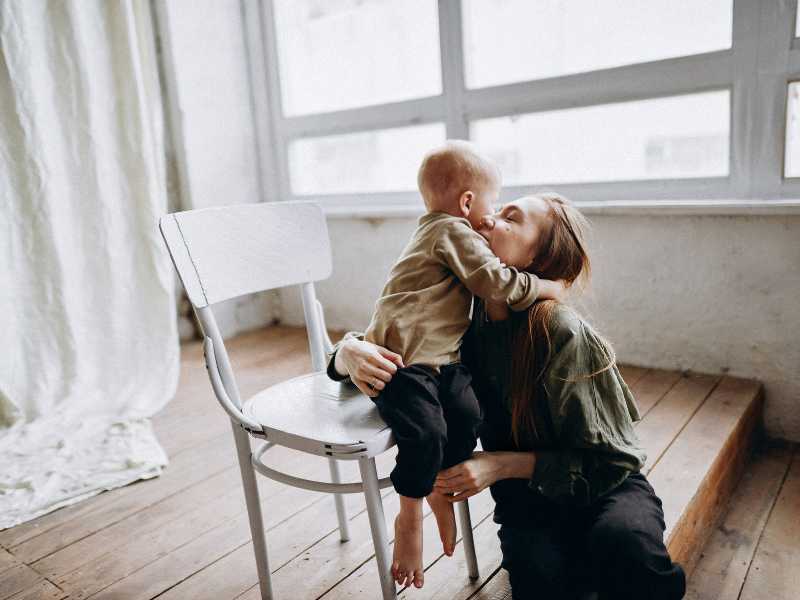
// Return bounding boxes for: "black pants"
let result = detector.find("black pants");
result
[498,473,686,600]
[372,363,482,498]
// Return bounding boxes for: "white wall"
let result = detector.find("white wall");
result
[279,213,800,442]
[155,0,279,338]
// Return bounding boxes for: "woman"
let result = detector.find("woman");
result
[330,193,686,600]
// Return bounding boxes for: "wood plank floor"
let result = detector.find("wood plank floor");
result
[686,441,799,600]
[0,326,775,600]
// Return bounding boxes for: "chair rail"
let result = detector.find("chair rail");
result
[252,442,393,494]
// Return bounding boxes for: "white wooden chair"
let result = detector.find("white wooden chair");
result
[159,202,479,600]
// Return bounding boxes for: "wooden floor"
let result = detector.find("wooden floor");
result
[0,326,787,600]
[686,440,799,600]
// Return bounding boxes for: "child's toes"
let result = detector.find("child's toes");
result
[413,569,425,588]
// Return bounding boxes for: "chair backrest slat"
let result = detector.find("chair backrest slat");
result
[159,202,332,308]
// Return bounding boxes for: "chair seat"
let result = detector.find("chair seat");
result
[243,372,392,452]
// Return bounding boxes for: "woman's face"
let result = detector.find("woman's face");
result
[477,196,550,269]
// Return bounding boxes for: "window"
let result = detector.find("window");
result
[472,91,730,185]
[289,124,446,194]
[272,0,442,116]
[249,0,800,207]
[786,83,800,178]
[462,0,732,89]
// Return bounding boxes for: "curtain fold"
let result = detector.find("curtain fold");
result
[0,0,179,529]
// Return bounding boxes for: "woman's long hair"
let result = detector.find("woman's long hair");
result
[505,193,614,446]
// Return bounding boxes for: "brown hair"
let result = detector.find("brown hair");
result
[417,140,499,211]
[502,192,615,446]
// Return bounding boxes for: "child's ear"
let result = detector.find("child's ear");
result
[459,191,473,218]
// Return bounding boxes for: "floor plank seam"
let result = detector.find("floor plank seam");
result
[145,487,387,600]
[645,375,724,476]
[316,498,496,600]
[637,372,684,420]
[464,565,504,600]
[392,502,499,599]
[156,487,397,600]
[25,456,238,566]
[7,429,234,556]
[734,443,796,600]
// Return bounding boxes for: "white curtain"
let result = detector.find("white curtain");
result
[0,0,179,529]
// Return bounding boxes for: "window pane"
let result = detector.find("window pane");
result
[273,0,441,116]
[471,91,730,185]
[463,0,733,89]
[289,124,446,194]
[797,1,800,37]
[786,83,800,177]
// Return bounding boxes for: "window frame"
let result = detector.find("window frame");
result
[242,0,800,210]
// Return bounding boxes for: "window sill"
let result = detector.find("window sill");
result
[323,199,800,219]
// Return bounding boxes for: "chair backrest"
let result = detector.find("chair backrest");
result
[159,201,334,419]
[159,201,332,308]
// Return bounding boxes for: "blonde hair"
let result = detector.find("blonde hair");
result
[417,140,500,210]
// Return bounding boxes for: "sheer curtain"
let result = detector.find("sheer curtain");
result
[0,0,179,528]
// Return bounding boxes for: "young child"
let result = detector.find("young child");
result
[338,141,563,589]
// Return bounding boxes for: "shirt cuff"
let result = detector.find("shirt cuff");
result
[508,272,540,311]
[326,349,350,382]
[529,450,591,507]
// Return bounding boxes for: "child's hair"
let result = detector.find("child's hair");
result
[500,192,616,446]
[417,140,500,211]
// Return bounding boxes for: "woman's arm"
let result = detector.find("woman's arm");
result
[433,450,536,502]
[330,337,404,397]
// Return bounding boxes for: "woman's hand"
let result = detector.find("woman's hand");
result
[433,451,537,502]
[433,451,506,502]
[334,338,404,397]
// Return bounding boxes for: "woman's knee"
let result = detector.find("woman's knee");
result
[498,526,575,599]
[587,522,685,599]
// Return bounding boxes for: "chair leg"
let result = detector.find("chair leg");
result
[457,499,479,579]
[232,423,274,600]
[328,458,350,542]
[358,457,396,600]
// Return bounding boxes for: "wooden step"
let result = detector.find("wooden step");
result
[649,375,763,575]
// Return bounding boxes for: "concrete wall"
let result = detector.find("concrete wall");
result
[279,213,800,442]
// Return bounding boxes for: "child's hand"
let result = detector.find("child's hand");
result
[538,278,567,302]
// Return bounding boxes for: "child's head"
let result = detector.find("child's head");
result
[417,140,501,229]
[479,192,590,290]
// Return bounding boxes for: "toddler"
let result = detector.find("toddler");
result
[343,141,563,589]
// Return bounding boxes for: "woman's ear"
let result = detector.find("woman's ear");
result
[459,191,473,218]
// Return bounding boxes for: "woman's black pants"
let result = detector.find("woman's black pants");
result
[372,363,482,498]
[498,473,686,600]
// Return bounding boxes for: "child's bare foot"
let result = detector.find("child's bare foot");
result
[393,497,424,588]
[427,490,457,556]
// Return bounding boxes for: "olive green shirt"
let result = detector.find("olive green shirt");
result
[328,302,646,513]
[462,303,647,514]
[363,211,540,368]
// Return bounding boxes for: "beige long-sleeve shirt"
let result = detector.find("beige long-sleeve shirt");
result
[364,211,540,368]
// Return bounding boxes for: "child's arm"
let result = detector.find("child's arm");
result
[434,221,564,311]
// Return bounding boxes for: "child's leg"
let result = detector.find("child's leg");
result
[439,363,482,469]
[372,364,447,588]
[428,363,482,556]
[395,495,424,588]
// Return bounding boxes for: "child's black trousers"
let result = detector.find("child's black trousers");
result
[372,363,482,498]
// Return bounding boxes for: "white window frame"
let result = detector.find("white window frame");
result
[241,0,800,213]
